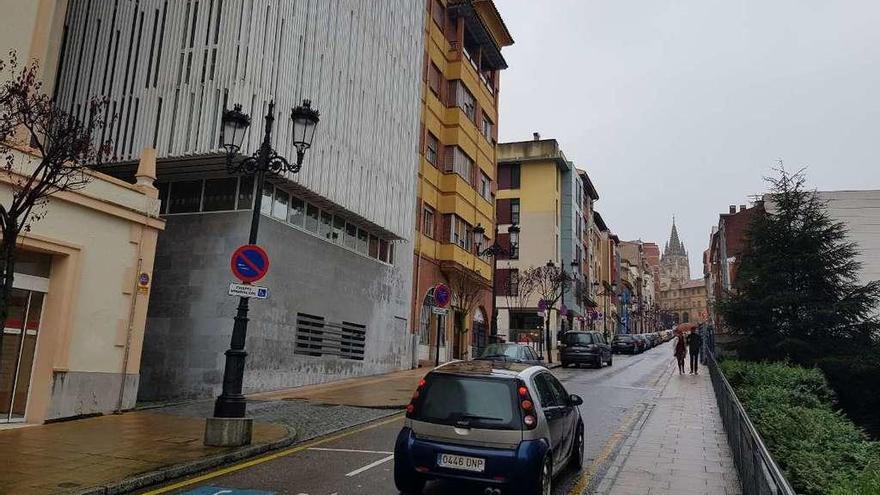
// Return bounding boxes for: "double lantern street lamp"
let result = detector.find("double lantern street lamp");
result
[212,100,319,425]
[472,223,519,339]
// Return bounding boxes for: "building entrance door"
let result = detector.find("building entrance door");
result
[0,274,48,423]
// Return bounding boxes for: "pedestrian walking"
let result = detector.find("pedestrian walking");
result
[674,333,687,374]
[686,330,703,374]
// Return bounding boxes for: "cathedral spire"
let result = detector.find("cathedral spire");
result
[664,217,686,257]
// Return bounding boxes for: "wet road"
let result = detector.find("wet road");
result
[142,340,673,495]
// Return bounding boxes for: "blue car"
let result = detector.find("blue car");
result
[394,360,584,495]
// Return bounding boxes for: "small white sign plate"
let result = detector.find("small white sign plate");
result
[432,307,448,315]
[228,283,269,299]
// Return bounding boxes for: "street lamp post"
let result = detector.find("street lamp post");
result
[473,223,519,341]
[205,100,318,446]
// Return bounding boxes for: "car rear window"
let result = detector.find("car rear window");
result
[412,374,520,430]
[615,335,633,342]
[564,333,593,345]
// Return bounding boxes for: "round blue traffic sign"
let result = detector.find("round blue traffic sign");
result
[230,244,270,283]
[434,284,451,308]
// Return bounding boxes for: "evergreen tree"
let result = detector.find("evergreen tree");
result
[719,168,880,364]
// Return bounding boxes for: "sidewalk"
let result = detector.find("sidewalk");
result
[595,363,742,495]
[0,366,429,495]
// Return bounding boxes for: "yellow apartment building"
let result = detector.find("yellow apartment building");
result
[412,0,514,364]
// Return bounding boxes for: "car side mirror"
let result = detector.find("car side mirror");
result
[570,394,583,406]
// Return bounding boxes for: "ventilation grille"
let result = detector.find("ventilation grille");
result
[295,313,366,361]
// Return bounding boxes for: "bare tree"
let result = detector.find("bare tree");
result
[0,54,110,355]
[503,267,539,316]
[446,269,488,359]
[521,265,573,363]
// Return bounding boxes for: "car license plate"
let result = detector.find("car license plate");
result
[437,453,486,472]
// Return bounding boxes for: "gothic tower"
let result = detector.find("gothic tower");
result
[660,218,691,290]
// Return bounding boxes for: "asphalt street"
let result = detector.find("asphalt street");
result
[141,340,673,495]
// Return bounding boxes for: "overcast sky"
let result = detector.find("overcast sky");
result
[497,0,880,276]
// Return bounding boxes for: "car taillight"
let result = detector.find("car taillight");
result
[406,376,428,418]
[517,380,538,430]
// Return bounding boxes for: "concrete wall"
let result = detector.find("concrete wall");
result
[139,211,413,401]
[817,190,880,289]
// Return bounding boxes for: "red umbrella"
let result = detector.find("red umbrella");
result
[675,323,697,335]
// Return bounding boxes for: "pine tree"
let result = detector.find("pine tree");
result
[719,168,880,364]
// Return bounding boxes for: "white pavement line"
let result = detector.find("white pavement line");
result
[309,447,393,455]
[345,454,395,477]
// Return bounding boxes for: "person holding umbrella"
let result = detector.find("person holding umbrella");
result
[673,330,687,374]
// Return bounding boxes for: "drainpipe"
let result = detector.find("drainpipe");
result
[115,149,157,413]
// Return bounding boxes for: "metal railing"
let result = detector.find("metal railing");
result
[708,352,797,495]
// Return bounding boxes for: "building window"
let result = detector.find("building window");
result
[237,176,254,209]
[498,163,521,189]
[332,216,345,244]
[202,177,237,211]
[168,180,203,213]
[357,228,369,254]
[511,199,520,224]
[289,198,306,226]
[481,114,494,141]
[423,205,435,238]
[449,215,472,251]
[345,223,358,250]
[272,188,289,220]
[260,183,273,215]
[369,235,379,258]
[480,172,491,201]
[319,211,333,240]
[379,239,390,262]
[428,63,441,96]
[431,0,444,28]
[452,81,476,121]
[305,204,320,232]
[426,132,439,166]
[449,146,474,184]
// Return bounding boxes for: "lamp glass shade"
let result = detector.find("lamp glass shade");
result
[508,224,520,246]
[221,105,251,152]
[291,99,320,152]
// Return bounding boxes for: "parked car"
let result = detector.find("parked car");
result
[633,334,648,351]
[395,360,584,495]
[475,343,544,365]
[559,331,612,368]
[612,334,638,354]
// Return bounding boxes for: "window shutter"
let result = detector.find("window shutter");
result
[497,233,511,260]
[495,269,510,294]
[444,147,454,173]
[418,122,426,154]
[441,214,452,243]
[496,199,511,224]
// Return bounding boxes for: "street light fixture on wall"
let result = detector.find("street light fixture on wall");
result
[473,223,520,340]
[208,99,319,445]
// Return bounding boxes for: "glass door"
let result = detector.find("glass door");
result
[0,287,45,422]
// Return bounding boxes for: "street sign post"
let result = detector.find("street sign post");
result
[434,283,451,308]
[230,244,270,283]
[228,283,269,299]
[431,307,448,315]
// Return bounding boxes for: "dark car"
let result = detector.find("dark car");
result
[559,331,612,368]
[475,343,544,365]
[395,361,584,495]
[632,334,648,352]
[612,334,638,354]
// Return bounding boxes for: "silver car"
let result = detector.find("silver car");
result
[394,361,585,495]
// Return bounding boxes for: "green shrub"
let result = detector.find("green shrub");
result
[720,359,880,495]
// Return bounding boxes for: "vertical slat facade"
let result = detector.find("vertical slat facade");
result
[55,0,424,238]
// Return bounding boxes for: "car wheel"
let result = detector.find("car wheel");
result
[561,360,569,368]
[569,423,584,470]
[608,355,613,366]
[538,454,552,495]
[393,463,425,494]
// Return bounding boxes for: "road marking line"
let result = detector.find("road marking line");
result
[344,454,394,477]
[309,447,393,455]
[567,403,646,495]
[141,414,404,495]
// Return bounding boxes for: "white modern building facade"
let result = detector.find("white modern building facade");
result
[53,0,425,399]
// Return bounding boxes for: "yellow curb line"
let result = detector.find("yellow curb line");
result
[142,414,404,495]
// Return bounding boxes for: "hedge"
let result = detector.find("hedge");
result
[719,359,880,495]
